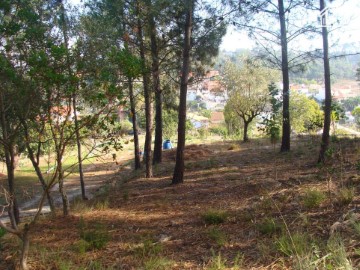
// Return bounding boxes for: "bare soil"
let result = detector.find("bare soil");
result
[1,136,360,269]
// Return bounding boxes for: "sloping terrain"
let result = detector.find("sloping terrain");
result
[1,136,360,269]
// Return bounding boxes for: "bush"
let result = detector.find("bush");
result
[257,218,282,235]
[78,218,110,251]
[207,227,227,246]
[302,189,326,209]
[202,209,228,225]
[0,227,6,238]
[210,126,228,137]
[133,238,163,258]
[336,187,354,206]
[276,232,313,257]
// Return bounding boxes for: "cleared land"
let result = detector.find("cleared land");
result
[1,136,360,269]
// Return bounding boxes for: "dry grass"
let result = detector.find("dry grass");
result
[1,136,360,269]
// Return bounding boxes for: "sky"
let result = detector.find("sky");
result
[220,0,360,52]
[68,0,360,52]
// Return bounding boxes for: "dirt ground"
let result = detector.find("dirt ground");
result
[1,136,360,269]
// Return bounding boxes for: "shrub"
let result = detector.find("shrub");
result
[210,126,228,137]
[302,189,326,209]
[207,227,227,246]
[336,187,354,206]
[133,238,163,258]
[206,250,227,270]
[0,227,6,238]
[257,218,282,235]
[276,232,313,257]
[78,218,110,251]
[202,209,228,225]
[143,257,173,270]
[0,227,6,250]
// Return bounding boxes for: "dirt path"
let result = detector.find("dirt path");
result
[0,151,134,224]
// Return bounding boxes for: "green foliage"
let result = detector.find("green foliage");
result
[329,100,346,123]
[0,227,6,250]
[202,209,228,225]
[326,235,353,269]
[209,126,228,137]
[78,218,110,251]
[257,217,282,235]
[290,92,323,133]
[162,109,178,140]
[143,257,173,270]
[197,127,209,139]
[352,106,360,126]
[109,46,143,79]
[0,227,6,238]
[224,56,279,140]
[302,189,326,209]
[133,238,163,258]
[200,109,212,119]
[336,187,354,206]
[276,232,313,258]
[206,250,227,270]
[207,227,227,246]
[342,96,360,112]
[260,83,282,143]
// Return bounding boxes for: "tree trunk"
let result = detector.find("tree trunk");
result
[148,7,163,165]
[21,120,55,212]
[57,157,69,216]
[136,1,153,178]
[72,94,87,200]
[0,92,20,226]
[172,0,193,184]
[243,120,249,142]
[20,225,30,270]
[278,0,291,152]
[5,147,20,227]
[128,78,141,169]
[318,0,332,163]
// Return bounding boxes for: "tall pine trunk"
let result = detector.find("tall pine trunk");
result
[59,1,87,199]
[148,10,162,165]
[318,0,332,163]
[72,94,87,199]
[278,0,291,152]
[172,0,193,184]
[128,78,141,169]
[136,1,153,177]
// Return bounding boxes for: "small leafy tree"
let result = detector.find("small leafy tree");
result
[261,83,282,144]
[224,57,278,142]
[290,93,323,134]
[352,107,360,127]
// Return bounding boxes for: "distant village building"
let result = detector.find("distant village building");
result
[187,70,228,110]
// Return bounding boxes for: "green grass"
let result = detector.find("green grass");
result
[257,217,282,235]
[336,187,354,206]
[276,232,313,257]
[207,227,228,246]
[78,218,110,251]
[143,256,173,270]
[202,209,228,225]
[302,189,326,209]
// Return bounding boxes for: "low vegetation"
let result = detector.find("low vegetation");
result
[1,136,360,269]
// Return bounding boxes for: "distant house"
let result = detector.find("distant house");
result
[49,105,76,122]
[210,111,225,126]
